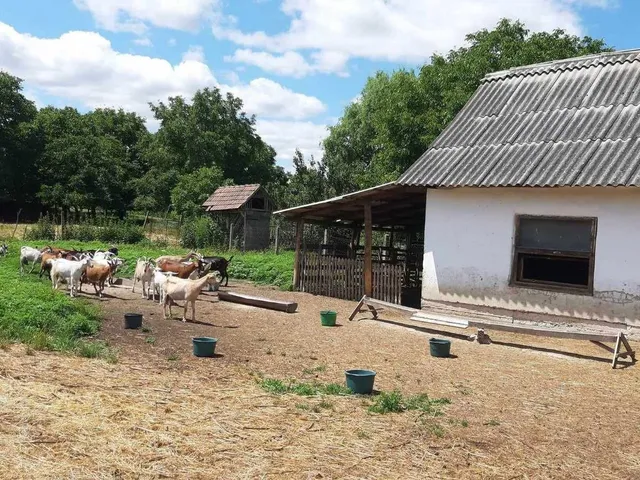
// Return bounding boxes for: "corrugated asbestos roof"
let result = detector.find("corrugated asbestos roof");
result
[398,49,640,187]
[202,184,261,212]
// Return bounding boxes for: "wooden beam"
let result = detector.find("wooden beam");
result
[364,201,372,296]
[219,291,298,313]
[293,218,303,290]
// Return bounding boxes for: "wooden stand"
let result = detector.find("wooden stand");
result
[218,291,298,313]
[348,295,418,321]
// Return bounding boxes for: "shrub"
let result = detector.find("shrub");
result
[59,220,145,244]
[25,217,56,241]
[180,216,226,249]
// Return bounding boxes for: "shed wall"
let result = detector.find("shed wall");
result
[422,187,640,328]
[245,210,271,250]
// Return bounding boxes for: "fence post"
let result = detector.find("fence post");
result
[229,222,234,251]
[274,224,280,254]
[11,208,22,239]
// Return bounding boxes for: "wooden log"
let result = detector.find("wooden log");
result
[218,291,298,313]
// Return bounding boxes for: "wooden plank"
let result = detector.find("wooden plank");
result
[364,296,418,315]
[467,320,619,343]
[219,291,298,313]
[349,295,367,321]
[364,202,372,297]
[612,332,622,368]
[293,219,303,291]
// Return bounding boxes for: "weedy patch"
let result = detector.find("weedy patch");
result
[259,378,351,396]
[145,336,156,345]
[368,391,451,415]
[303,365,327,375]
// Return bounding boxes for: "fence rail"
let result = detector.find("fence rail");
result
[300,253,403,303]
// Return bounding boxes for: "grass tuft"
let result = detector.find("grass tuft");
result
[368,390,451,415]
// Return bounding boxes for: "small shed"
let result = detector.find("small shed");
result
[202,184,274,251]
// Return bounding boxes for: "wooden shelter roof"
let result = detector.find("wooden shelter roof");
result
[202,184,262,212]
[274,182,427,229]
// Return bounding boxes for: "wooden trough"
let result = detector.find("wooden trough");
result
[218,291,298,313]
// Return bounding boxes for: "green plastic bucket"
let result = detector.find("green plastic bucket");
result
[345,369,376,394]
[192,337,218,357]
[429,338,451,358]
[320,310,337,327]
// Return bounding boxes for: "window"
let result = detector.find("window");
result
[511,215,597,295]
[250,197,266,210]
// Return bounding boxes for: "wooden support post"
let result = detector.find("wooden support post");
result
[274,224,280,254]
[229,221,234,251]
[293,218,304,291]
[242,211,247,252]
[364,202,373,297]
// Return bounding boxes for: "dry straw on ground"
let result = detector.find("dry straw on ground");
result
[0,280,639,479]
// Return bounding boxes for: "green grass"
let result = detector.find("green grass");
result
[259,378,352,396]
[0,244,112,359]
[302,365,327,375]
[368,391,451,415]
[5,240,295,290]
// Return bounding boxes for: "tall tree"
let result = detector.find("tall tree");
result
[0,72,40,209]
[323,19,611,195]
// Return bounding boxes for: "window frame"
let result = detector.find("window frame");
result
[509,214,598,296]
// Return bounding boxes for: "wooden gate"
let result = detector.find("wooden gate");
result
[300,253,403,303]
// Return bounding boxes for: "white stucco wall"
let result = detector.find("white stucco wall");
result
[422,187,640,328]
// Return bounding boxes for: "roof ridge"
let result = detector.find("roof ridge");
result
[483,49,640,83]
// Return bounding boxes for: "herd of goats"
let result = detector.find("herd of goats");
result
[3,243,234,322]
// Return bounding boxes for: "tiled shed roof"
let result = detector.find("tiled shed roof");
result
[398,49,640,187]
[202,184,261,212]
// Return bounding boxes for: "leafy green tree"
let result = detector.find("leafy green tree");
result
[171,166,226,218]
[0,72,40,208]
[149,87,280,185]
[323,19,611,194]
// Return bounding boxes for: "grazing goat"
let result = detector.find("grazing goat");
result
[156,258,203,279]
[163,272,222,322]
[155,250,198,264]
[80,262,112,297]
[132,258,155,298]
[201,255,233,287]
[50,258,92,297]
[0,243,7,257]
[20,246,49,274]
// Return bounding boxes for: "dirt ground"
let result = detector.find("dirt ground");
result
[0,278,639,479]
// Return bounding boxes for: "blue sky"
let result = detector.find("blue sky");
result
[0,1,637,170]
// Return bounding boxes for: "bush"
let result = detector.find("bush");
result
[25,217,56,241]
[59,220,145,244]
[180,216,226,249]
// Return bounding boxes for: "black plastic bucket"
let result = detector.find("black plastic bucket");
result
[124,313,143,329]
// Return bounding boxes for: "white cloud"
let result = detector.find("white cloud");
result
[0,22,327,164]
[74,0,219,34]
[133,36,152,47]
[214,0,612,74]
[229,78,325,120]
[255,119,327,169]
[225,49,348,78]
[182,45,205,63]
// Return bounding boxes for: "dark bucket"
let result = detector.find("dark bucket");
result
[345,369,376,394]
[124,313,143,329]
[429,338,451,358]
[193,337,218,357]
[320,310,337,327]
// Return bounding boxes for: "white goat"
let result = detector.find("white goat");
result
[149,268,176,304]
[132,258,154,298]
[93,251,116,261]
[163,272,221,322]
[50,258,92,297]
[20,246,46,274]
[0,243,7,257]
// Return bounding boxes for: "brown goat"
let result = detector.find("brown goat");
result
[80,263,111,297]
[39,251,62,278]
[156,259,202,279]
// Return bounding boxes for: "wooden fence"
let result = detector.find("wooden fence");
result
[300,253,403,304]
